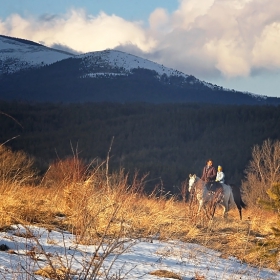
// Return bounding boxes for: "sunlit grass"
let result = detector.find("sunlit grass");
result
[0,157,279,270]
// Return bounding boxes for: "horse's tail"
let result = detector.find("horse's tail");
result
[231,184,247,209]
[239,197,247,209]
[230,184,247,220]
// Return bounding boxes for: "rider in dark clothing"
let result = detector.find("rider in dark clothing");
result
[201,159,217,182]
[201,159,221,191]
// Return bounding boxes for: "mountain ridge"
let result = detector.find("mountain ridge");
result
[0,35,279,105]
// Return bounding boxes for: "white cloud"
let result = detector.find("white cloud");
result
[1,0,280,80]
[171,0,216,29]
[0,9,156,53]
[148,0,280,79]
[252,22,280,70]
[149,8,170,32]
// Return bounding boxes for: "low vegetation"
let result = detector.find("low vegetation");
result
[1,141,280,277]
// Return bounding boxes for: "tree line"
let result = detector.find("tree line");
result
[1,101,280,192]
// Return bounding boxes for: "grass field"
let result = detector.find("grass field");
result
[0,161,279,273]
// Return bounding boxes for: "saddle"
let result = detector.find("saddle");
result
[206,181,223,193]
[206,182,224,204]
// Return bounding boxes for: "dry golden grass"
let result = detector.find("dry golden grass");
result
[34,265,76,279]
[0,166,280,271]
[150,269,182,279]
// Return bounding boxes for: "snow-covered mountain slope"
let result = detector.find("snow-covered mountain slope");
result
[78,49,188,78]
[0,35,187,79]
[0,35,278,104]
[0,35,264,96]
[76,49,222,92]
[0,35,73,74]
[71,50,268,100]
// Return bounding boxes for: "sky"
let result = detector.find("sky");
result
[0,0,280,98]
[1,224,280,279]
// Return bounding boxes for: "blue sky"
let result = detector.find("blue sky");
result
[1,0,280,98]
[1,1,178,23]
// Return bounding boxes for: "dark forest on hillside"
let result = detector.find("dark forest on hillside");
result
[1,101,280,192]
[1,62,280,105]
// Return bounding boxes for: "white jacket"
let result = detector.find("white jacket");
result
[216,171,225,183]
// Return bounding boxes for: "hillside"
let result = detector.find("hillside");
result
[0,35,73,74]
[1,35,280,105]
[1,101,280,191]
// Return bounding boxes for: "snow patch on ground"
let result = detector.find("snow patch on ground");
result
[0,225,279,279]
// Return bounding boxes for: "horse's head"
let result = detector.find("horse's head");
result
[188,174,197,192]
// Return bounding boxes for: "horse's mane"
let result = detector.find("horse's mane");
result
[193,175,203,183]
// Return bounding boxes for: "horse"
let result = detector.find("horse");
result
[188,174,243,219]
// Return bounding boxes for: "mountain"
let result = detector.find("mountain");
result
[0,35,73,74]
[1,34,280,105]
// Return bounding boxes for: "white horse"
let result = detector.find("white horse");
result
[188,174,235,219]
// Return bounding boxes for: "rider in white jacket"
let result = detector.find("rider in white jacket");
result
[216,165,225,183]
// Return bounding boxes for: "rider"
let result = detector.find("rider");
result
[201,159,216,182]
[201,159,221,192]
[216,165,225,183]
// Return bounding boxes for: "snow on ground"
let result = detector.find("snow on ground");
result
[0,224,279,279]
[83,72,128,78]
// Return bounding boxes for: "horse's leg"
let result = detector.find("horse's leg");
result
[197,199,210,218]
[211,203,217,219]
[197,200,203,215]
[201,199,215,220]
[220,187,231,218]
[222,200,229,218]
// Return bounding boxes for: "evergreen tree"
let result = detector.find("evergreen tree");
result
[260,183,280,237]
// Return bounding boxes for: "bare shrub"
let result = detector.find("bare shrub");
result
[179,179,188,203]
[242,173,266,207]
[41,157,88,187]
[0,145,37,187]
[242,139,280,206]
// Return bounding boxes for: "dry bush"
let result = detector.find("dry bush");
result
[242,139,280,206]
[0,145,41,227]
[0,184,68,229]
[61,167,187,243]
[0,145,37,187]
[41,156,88,187]
[242,174,266,207]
